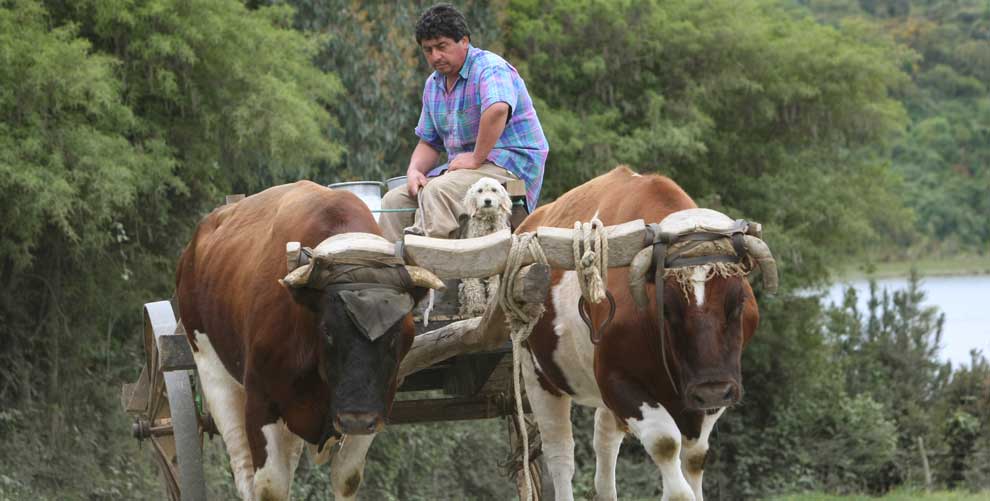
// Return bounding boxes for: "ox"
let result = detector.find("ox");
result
[516,167,777,501]
[176,181,442,500]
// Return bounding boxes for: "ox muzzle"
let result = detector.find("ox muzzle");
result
[686,380,741,412]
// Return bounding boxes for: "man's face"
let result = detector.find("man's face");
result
[420,36,469,76]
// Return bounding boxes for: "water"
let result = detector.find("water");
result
[825,275,990,369]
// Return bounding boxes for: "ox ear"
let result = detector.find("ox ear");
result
[282,282,323,312]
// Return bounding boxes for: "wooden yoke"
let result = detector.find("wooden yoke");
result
[286,219,650,379]
[401,219,647,279]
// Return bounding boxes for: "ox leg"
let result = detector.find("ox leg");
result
[592,407,625,501]
[330,433,376,500]
[521,351,575,501]
[626,404,694,501]
[191,332,255,500]
[252,419,304,501]
[679,408,724,501]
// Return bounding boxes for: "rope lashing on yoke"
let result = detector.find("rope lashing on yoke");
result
[498,231,548,501]
[496,215,615,501]
[573,216,616,344]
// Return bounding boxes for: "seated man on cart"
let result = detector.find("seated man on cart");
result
[380,3,549,241]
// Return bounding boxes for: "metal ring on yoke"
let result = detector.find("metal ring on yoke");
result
[579,290,616,345]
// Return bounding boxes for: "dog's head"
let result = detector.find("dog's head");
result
[463,177,513,219]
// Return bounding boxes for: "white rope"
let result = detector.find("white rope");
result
[498,232,548,501]
[422,288,435,327]
[572,216,609,304]
[497,217,608,500]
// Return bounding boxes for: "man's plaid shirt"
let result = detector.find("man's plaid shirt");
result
[416,45,549,211]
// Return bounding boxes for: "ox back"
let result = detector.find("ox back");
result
[516,166,760,501]
[175,181,417,501]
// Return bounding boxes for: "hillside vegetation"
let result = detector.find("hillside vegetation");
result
[0,0,987,499]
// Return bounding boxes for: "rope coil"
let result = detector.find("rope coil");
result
[496,216,608,500]
[572,217,609,305]
[498,231,548,501]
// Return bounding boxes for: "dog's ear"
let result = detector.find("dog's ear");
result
[462,186,478,217]
[500,189,513,214]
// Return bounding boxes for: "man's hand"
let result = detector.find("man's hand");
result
[406,140,441,196]
[406,169,429,197]
[448,152,483,171]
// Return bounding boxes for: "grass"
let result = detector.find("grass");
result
[767,489,990,501]
[836,254,990,281]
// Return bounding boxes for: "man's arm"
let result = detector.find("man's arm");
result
[406,140,441,196]
[448,102,510,171]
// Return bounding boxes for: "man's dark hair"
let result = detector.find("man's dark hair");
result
[415,4,470,44]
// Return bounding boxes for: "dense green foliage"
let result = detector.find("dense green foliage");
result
[0,0,987,499]
[0,0,340,497]
[800,0,990,254]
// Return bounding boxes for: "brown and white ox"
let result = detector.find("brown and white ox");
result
[176,181,442,500]
[516,167,777,501]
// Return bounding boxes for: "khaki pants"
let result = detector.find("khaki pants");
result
[380,163,518,241]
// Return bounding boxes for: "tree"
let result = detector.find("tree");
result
[506,0,913,288]
[0,0,343,497]
[824,273,954,490]
[284,0,507,183]
[803,0,990,252]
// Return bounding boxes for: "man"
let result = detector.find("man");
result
[379,3,549,241]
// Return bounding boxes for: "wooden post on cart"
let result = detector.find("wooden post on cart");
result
[506,415,553,501]
[120,301,208,501]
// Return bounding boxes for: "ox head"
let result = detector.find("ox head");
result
[627,209,778,411]
[280,233,444,436]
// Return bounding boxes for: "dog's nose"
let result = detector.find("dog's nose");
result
[483,199,492,207]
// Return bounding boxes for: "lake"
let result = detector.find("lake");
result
[824,274,990,369]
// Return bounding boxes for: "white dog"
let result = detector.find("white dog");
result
[459,177,513,316]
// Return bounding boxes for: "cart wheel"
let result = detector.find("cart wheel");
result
[141,300,208,501]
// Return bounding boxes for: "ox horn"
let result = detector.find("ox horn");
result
[404,266,446,291]
[280,241,315,288]
[281,262,314,288]
[628,246,653,309]
[742,235,778,294]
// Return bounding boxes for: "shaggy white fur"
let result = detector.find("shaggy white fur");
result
[459,177,513,316]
